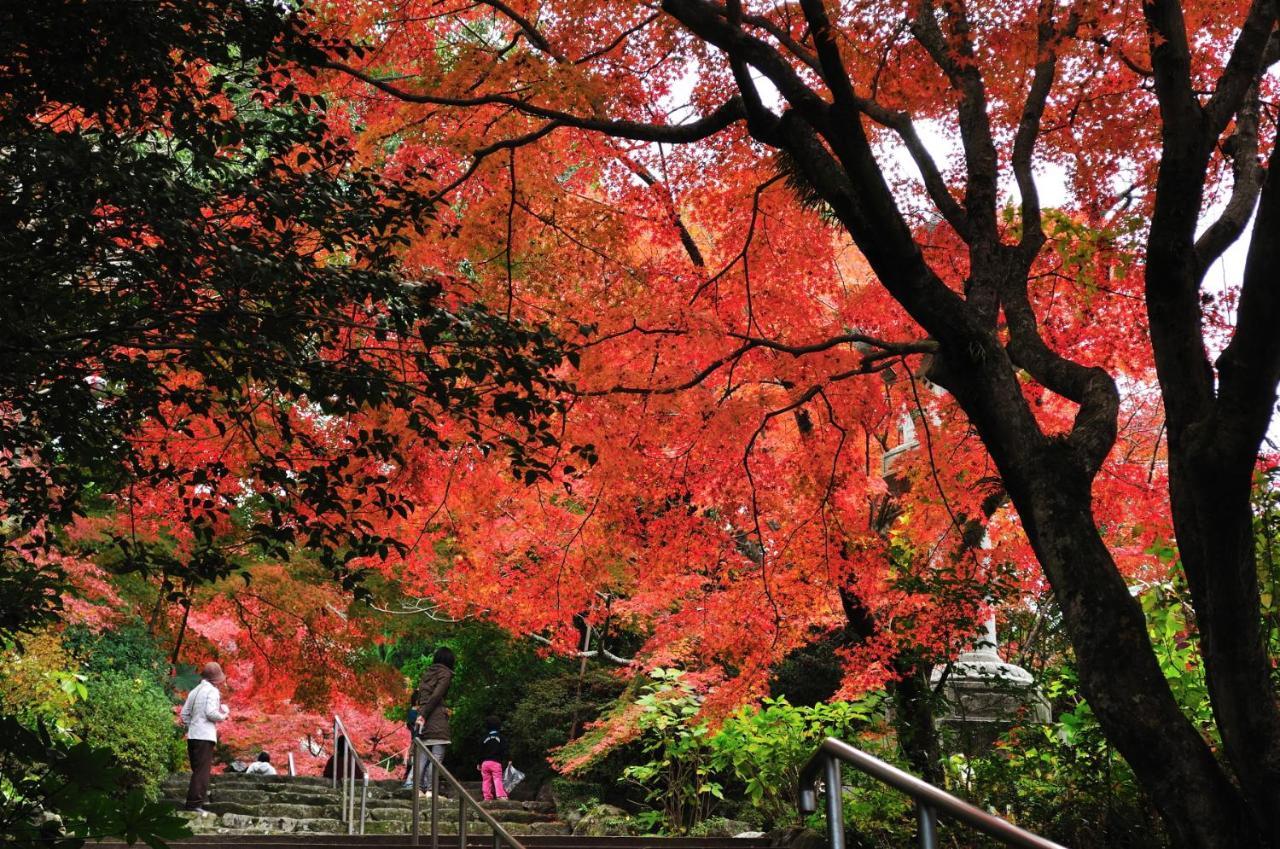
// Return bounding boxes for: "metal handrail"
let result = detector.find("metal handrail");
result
[798,737,1068,849]
[332,715,370,835]
[410,737,526,849]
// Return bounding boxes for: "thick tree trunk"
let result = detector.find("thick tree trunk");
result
[938,356,1262,849]
[1148,142,1280,842]
[1170,454,1280,843]
[652,5,1280,837]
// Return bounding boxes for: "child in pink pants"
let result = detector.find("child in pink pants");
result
[478,717,509,801]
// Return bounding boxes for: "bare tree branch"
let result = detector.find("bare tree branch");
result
[1013,0,1082,259]
[909,0,1000,241]
[855,98,972,239]
[527,631,634,665]
[1196,83,1265,270]
[576,331,928,396]
[476,0,566,60]
[1204,0,1279,138]
[326,60,748,143]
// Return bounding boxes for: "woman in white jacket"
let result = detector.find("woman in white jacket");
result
[180,662,230,813]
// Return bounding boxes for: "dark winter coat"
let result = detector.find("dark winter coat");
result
[322,736,367,779]
[413,663,453,741]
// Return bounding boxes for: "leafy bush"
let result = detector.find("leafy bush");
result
[77,673,180,801]
[597,670,905,836]
[0,630,85,734]
[710,695,883,828]
[0,716,188,848]
[942,579,1202,848]
[622,669,720,832]
[508,665,631,792]
[63,622,168,682]
[548,777,604,809]
[952,675,1165,848]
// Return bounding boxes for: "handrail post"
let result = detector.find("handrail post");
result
[348,748,356,835]
[431,752,440,849]
[412,741,423,846]
[361,772,369,835]
[331,717,339,789]
[917,804,938,849]
[403,740,526,849]
[823,755,845,849]
[339,736,346,824]
[458,791,467,849]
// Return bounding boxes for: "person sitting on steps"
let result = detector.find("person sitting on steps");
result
[245,751,276,776]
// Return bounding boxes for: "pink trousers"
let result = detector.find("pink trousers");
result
[480,760,507,800]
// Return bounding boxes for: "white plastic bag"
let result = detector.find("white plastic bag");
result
[502,763,525,792]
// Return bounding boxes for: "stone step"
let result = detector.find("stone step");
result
[353,797,554,814]
[166,769,553,838]
[164,776,488,797]
[182,802,341,819]
[167,790,546,812]
[173,801,551,824]
[178,810,569,838]
[171,801,547,824]
[365,808,554,825]
[165,783,535,811]
[166,774,472,789]
[169,789,344,807]
[165,775,336,791]
[179,811,342,835]
[153,837,774,847]
[359,821,570,837]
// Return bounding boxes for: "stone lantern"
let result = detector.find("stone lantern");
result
[930,612,1051,752]
[880,395,1052,748]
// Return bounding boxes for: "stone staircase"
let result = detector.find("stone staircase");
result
[163,773,571,837]
[159,838,777,849]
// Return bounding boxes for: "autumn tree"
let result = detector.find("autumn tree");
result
[0,0,580,619]
[322,0,1280,845]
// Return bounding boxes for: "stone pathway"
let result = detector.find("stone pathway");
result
[163,773,571,837]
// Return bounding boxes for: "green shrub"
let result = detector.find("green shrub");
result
[621,669,720,833]
[0,629,86,734]
[941,580,1200,848]
[710,694,883,829]
[0,715,189,848]
[548,777,604,808]
[508,665,631,792]
[77,672,180,800]
[64,622,168,682]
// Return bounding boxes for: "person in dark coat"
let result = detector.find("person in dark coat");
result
[406,646,454,796]
[323,734,366,780]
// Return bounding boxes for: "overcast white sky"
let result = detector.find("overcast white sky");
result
[658,68,1273,443]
